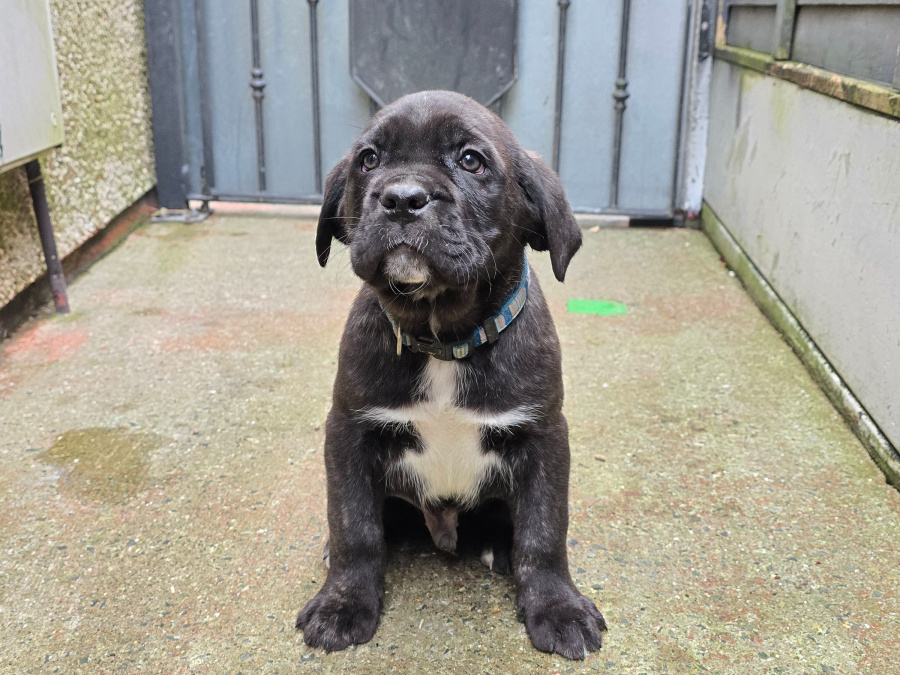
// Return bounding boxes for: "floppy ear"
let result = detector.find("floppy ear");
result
[515,150,582,282]
[315,155,352,267]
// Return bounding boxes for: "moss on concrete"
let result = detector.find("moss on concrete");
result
[701,202,900,488]
[43,427,162,501]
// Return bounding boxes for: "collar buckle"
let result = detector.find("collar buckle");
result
[408,334,453,361]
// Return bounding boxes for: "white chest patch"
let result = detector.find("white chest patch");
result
[361,359,534,505]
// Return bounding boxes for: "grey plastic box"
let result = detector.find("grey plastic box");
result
[0,0,65,174]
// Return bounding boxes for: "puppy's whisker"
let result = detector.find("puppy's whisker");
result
[388,279,429,297]
[485,246,500,283]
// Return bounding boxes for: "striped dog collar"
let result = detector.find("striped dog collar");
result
[388,253,530,361]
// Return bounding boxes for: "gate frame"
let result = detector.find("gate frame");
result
[144,0,191,209]
[144,0,713,220]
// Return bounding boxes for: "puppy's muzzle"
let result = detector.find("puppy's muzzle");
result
[382,244,431,285]
[380,182,432,224]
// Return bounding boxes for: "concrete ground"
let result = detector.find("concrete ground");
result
[1,213,898,674]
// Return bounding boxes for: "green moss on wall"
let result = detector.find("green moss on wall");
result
[0,170,43,305]
[0,0,156,307]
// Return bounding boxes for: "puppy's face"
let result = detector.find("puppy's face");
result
[316,91,581,311]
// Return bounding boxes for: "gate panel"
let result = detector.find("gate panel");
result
[348,0,517,107]
[556,0,621,212]
[258,1,317,197]
[318,0,374,183]
[618,0,690,211]
[148,0,696,216]
[200,3,257,195]
[500,1,557,162]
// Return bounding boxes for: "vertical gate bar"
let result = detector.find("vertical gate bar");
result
[609,0,632,209]
[194,0,216,196]
[551,0,570,173]
[772,0,797,60]
[24,160,70,314]
[249,0,268,193]
[670,0,694,217]
[308,0,323,194]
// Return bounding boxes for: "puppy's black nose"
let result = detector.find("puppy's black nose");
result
[380,183,430,215]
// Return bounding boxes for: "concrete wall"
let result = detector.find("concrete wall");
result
[0,0,155,306]
[704,58,900,449]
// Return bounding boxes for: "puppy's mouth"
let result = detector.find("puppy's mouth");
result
[381,245,433,293]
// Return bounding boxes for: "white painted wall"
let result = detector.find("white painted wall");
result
[704,59,900,449]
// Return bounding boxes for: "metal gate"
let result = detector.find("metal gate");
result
[145,0,695,217]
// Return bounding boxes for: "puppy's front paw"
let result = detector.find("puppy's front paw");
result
[295,585,381,652]
[520,587,607,660]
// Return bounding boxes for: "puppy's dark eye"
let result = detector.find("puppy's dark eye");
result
[361,151,379,172]
[459,151,485,174]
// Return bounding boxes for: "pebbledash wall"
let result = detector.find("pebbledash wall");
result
[0,0,155,307]
[702,47,900,457]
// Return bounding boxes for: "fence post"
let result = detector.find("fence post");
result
[773,0,797,60]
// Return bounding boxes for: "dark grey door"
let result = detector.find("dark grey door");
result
[146,0,692,216]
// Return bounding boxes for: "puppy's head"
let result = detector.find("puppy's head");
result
[316,91,581,310]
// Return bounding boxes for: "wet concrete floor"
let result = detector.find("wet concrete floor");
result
[0,214,898,673]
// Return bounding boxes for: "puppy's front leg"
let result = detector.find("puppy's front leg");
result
[512,418,607,660]
[296,411,385,651]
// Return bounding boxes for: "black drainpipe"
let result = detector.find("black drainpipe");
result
[24,159,69,314]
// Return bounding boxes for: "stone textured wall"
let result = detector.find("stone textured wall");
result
[0,171,43,304]
[0,0,155,306]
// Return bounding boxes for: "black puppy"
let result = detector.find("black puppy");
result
[296,90,607,660]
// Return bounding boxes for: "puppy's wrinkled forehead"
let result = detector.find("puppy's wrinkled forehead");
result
[315,89,582,283]
[359,92,507,166]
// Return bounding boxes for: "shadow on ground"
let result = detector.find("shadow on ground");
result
[1,214,898,673]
